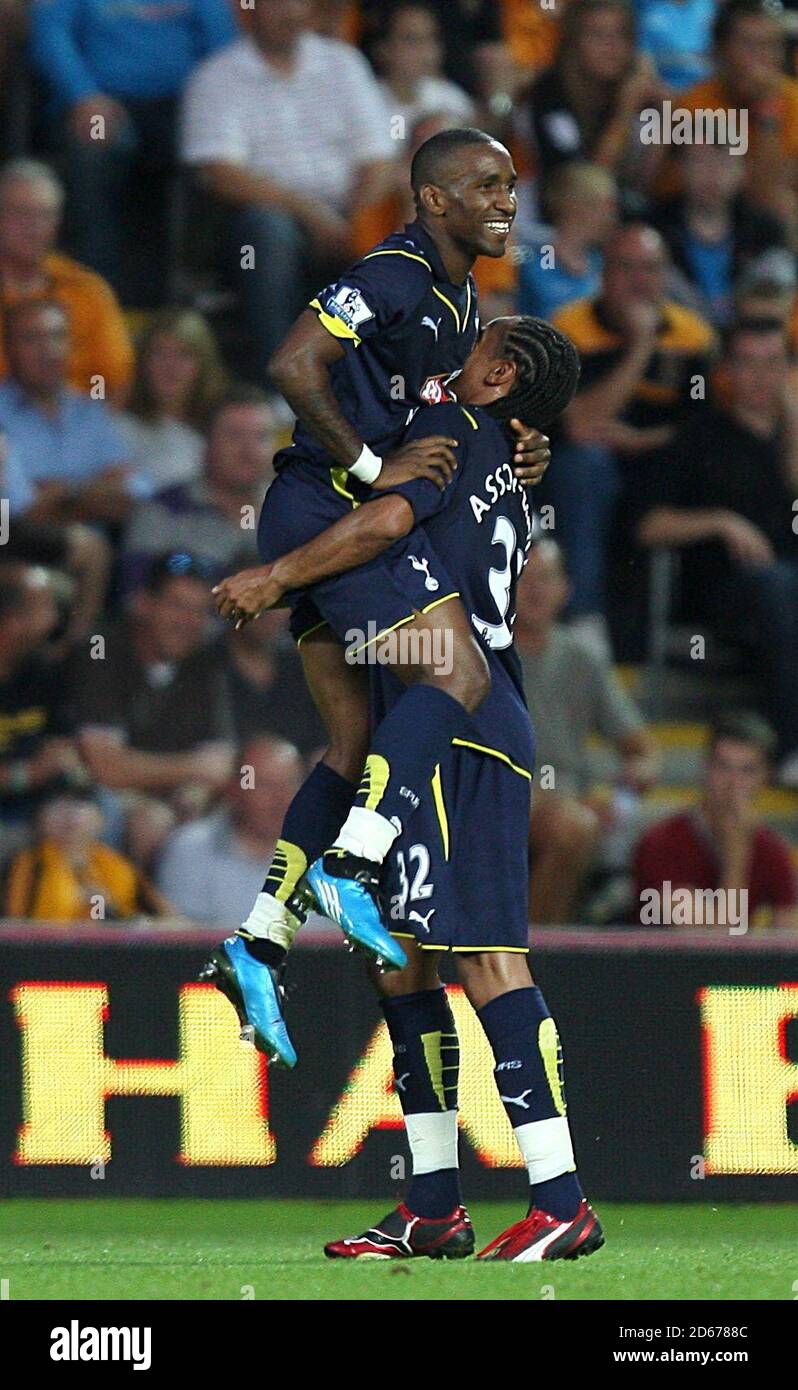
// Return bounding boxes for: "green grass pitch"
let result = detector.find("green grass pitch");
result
[0,1200,794,1300]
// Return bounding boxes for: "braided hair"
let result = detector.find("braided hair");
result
[484,317,581,431]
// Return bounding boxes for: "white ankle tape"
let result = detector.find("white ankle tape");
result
[242,892,301,950]
[513,1116,575,1185]
[404,1111,459,1175]
[334,807,399,864]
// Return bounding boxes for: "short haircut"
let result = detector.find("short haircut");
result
[713,0,784,47]
[410,127,501,197]
[708,710,777,763]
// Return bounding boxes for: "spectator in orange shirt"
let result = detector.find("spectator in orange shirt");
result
[502,0,564,80]
[664,0,798,241]
[4,790,171,920]
[0,160,133,402]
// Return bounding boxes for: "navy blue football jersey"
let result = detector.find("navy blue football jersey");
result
[278,221,479,477]
[377,399,536,771]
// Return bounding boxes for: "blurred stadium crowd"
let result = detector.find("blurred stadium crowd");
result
[0,0,796,928]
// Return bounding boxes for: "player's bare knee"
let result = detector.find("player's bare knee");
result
[323,736,368,786]
[436,640,491,714]
[457,950,532,1007]
[370,942,437,997]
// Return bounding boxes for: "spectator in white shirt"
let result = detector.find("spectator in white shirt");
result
[181,0,397,374]
[374,2,475,151]
[119,308,229,492]
[156,734,304,926]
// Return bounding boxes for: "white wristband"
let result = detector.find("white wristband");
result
[349,443,383,485]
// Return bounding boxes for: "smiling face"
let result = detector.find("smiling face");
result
[418,142,518,259]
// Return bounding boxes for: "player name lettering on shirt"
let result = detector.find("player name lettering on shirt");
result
[469,461,532,541]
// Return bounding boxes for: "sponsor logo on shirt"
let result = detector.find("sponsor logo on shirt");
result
[419,374,455,405]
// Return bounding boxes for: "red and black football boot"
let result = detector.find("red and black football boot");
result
[477,1199,604,1262]
[324,1202,474,1260]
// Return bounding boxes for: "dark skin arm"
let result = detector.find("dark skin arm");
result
[214,494,415,624]
[269,311,552,486]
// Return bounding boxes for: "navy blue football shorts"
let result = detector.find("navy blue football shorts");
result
[257,456,458,647]
[382,738,534,953]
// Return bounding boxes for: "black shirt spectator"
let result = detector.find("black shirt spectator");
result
[520,0,664,193]
[638,322,798,764]
[68,557,235,801]
[218,618,326,757]
[642,405,798,602]
[69,621,234,756]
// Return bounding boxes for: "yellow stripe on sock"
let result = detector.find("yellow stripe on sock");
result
[539,1016,567,1116]
[359,753,391,812]
[421,1028,447,1110]
[263,839,308,904]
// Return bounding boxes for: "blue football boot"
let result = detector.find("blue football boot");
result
[199,933,297,1069]
[306,850,407,971]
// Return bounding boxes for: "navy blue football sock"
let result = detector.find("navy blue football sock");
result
[478,986,584,1222]
[335,685,471,861]
[240,763,357,963]
[263,761,357,902]
[382,988,462,1219]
